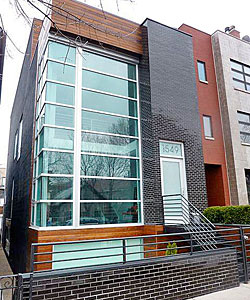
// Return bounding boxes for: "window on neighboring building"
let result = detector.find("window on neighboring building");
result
[32,41,142,228]
[197,61,207,82]
[17,118,23,160]
[203,115,213,138]
[237,111,250,144]
[13,131,18,160]
[245,169,250,204]
[231,60,250,91]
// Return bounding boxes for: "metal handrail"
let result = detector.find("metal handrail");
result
[162,193,215,228]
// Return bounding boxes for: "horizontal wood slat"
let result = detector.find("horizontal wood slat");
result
[51,0,143,54]
[31,19,43,62]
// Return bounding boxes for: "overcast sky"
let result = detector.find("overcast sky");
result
[0,0,250,167]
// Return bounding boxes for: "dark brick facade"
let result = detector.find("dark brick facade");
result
[139,20,208,224]
[2,30,37,273]
[22,249,239,300]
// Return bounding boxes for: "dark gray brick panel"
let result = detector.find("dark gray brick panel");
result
[23,249,239,300]
[2,31,37,273]
[139,21,208,224]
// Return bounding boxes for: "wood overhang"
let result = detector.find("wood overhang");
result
[51,0,143,55]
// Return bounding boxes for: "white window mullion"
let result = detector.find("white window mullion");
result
[73,47,82,228]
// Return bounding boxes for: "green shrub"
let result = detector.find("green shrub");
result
[203,205,250,225]
[165,242,178,256]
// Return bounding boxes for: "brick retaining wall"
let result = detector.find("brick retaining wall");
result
[22,249,239,300]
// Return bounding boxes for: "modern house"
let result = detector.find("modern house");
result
[212,28,250,205]
[179,25,230,207]
[4,0,244,273]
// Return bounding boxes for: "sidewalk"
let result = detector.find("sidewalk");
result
[0,245,12,276]
[190,283,250,300]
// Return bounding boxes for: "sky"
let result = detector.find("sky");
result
[0,0,250,167]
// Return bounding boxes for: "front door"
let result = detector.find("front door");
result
[160,141,188,224]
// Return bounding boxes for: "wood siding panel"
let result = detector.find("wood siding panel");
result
[51,0,142,54]
[31,19,43,62]
[28,225,164,271]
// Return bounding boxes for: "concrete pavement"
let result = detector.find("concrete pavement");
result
[190,283,250,300]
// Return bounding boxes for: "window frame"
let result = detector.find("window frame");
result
[31,37,143,230]
[231,59,250,92]
[203,115,213,139]
[197,60,207,83]
[237,111,250,145]
[17,117,23,160]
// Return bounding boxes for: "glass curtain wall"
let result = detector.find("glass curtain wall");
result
[32,41,142,227]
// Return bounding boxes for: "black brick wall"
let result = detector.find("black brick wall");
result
[139,20,208,224]
[23,249,239,300]
[2,31,37,273]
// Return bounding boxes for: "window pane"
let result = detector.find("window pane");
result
[231,61,243,71]
[36,202,72,227]
[238,112,250,123]
[38,151,74,175]
[244,66,250,75]
[37,176,73,200]
[203,116,213,138]
[80,178,140,200]
[44,104,74,128]
[239,123,250,134]
[48,41,76,64]
[82,90,137,117]
[240,133,250,144]
[81,132,139,157]
[46,82,75,105]
[233,79,245,90]
[82,111,138,136]
[80,202,141,225]
[81,155,140,178]
[197,61,207,81]
[245,75,250,83]
[39,127,74,151]
[232,71,244,81]
[82,70,137,98]
[82,51,136,80]
[47,61,75,84]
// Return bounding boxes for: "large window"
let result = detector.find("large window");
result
[231,60,250,91]
[32,41,142,228]
[238,111,250,144]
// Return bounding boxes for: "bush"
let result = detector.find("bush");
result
[203,205,250,225]
[165,242,178,256]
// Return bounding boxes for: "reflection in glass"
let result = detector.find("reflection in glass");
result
[82,90,137,117]
[233,79,245,90]
[80,178,140,200]
[231,61,243,71]
[44,104,74,128]
[81,132,139,157]
[39,127,74,151]
[38,151,74,175]
[81,155,139,178]
[82,51,136,80]
[82,70,137,98]
[82,111,138,136]
[37,176,73,200]
[80,202,141,225]
[36,202,72,226]
[47,61,75,84]
[48,41,76,64]
[46,82,75,105]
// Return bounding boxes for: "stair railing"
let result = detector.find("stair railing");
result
[162,194,217,251]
